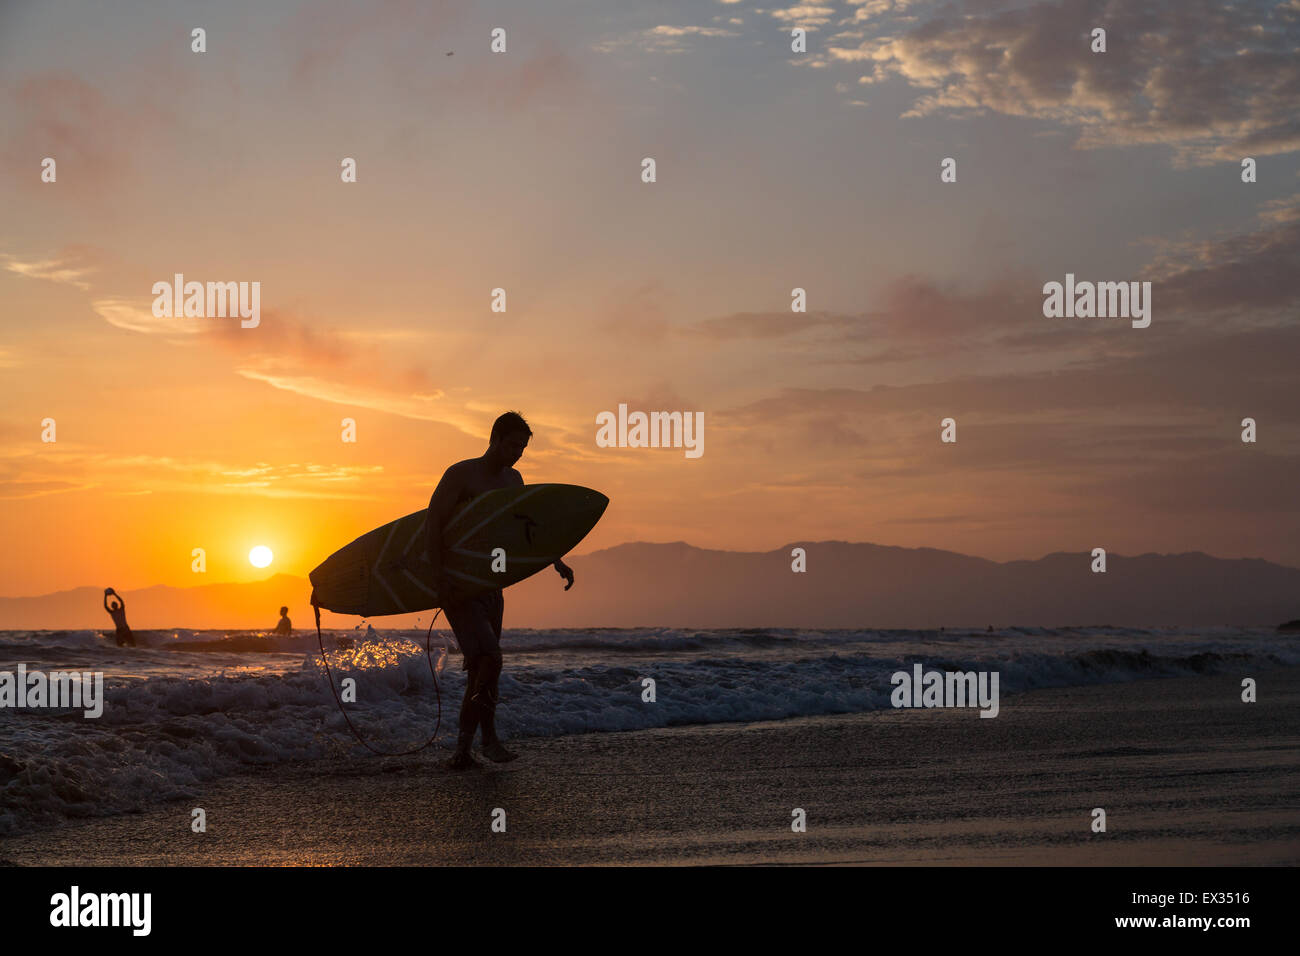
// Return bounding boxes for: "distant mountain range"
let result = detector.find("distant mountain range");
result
[2,542,1298,630]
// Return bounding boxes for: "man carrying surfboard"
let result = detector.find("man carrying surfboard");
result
[426,411,575,769]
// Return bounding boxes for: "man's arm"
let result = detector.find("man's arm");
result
[426,465,466,588]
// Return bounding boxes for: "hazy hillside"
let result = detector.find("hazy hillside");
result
[2,543,1297,630]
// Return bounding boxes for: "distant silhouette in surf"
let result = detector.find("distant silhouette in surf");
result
[103,588,135,647]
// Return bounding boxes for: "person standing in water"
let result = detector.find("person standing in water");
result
[103,588,135,647]
[275,606,293,635]
[426,411,574,770]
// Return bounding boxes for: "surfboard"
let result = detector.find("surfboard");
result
[308,483,609,617]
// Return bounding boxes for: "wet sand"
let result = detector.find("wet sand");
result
[3,668,1298,865]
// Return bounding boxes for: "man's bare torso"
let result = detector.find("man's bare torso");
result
[446,457,524,510]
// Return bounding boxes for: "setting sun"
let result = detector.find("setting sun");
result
[249,546,273,569]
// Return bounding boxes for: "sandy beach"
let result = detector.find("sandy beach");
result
[3,667,1297,866]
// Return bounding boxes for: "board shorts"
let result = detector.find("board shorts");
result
[443,589,503,668]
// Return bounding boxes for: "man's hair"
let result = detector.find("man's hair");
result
[490,410,532,444]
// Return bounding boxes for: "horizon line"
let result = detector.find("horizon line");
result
[3,540,1298,601]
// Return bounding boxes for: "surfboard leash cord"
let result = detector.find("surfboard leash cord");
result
[313,601,444,756]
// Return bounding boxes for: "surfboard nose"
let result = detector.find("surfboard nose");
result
[566,487,609,529]
[585,488,610,515]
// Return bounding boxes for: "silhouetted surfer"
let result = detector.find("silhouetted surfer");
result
[426,411,575,770]
[275,605,292,635]
[103,588,135,647]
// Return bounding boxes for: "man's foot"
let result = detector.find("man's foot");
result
[445,748,479,770]
[481,741,518,763]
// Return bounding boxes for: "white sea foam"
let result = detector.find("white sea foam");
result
[0,625,1294,835]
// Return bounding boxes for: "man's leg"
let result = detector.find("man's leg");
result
[477,650,518,762]
[443,593,495,769]
[477,591,517,762]
[454,655,484,760]
[476,652,503,745]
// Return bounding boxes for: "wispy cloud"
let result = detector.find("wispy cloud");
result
[0,478,98,500]
[831,0,1300,165]
[0,448,389,500]
[3,253,93,290]
[2,70,178,192]
[235,369,447,422]
[769,4,838,28]
[596,23,740,54]
[1145,192,1300,315]
[91,297,205,335]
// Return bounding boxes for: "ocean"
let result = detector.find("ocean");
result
[1,624,1296,837]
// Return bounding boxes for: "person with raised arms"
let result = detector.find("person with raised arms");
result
[103,588,135,647]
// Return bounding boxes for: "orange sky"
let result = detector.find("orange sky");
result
[2,0,1299,600]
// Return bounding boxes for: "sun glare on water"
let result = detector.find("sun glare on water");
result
[249,545,273,568]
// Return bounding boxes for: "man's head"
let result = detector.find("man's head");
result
[280,606,289,616]
[488,410,532,467]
